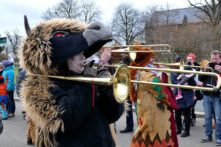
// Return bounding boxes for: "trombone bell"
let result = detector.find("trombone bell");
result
[112,65,130,103]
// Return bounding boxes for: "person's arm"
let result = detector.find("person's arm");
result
[51,84,93,132]
[179,74,195,85]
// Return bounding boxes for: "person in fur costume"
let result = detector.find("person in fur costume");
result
[18,16,123,147]
[129,45,178,147]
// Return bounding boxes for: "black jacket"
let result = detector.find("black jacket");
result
[50,78,123,147]
[198,62,221,97]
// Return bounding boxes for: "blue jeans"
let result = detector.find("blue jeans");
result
[203,95,221,140]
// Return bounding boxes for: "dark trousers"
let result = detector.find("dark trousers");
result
[191,100,197,120]
[7,91,15,114]
[175,107,191,133]
[126,99,133,129]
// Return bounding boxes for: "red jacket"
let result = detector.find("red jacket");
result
[0,83,7,96]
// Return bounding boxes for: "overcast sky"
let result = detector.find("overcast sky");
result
[0,0,190,36]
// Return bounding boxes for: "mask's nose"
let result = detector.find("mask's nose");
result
[83,22,112,58]
[83,22,112,45]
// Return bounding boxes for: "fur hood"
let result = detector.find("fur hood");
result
[18,19,87,75]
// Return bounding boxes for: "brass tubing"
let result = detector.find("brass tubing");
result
[28,65,130,103]
[94,64,221,91]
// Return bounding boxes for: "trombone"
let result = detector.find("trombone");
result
[94,64,221,91]
[129,66,220,91]
[105,44,171,61]
[154,61,214,72]
[29,65,130,103]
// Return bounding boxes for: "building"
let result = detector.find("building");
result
[145,7,212,61]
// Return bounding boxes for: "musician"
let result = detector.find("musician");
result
[199,50,221,145]
[19,17,123,147]
[129,45,178,147]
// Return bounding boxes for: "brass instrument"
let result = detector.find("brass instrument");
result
[129,66,220,91]
[29,65,130,103]
[154,61,214,72]
[94,64,221,91]
[105,44,171,61]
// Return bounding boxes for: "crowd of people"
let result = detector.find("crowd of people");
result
[0,59,15,120]
[0,59,15,136]
[1,16,221,147]
[119,50,221,146]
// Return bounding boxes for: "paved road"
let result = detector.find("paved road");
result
[0,100,217,147]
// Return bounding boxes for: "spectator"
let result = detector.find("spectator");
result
[2,60,15,117]
[199,50,221,146]
[172,63,196,137]
[186,53,201,126]
[0,76,8,120]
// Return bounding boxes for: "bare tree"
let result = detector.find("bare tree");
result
[42,6,62,20]
[111,3,143,45]
[80,0,101,23]
[188,0,221,50]
[5,29,21,62]
[188,0,221,26]
[42,0,80,19]
[42,0,101,23]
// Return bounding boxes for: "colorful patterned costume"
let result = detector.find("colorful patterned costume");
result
[130,46,178,147]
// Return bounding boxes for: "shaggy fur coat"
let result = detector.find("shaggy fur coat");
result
[18,19,123,147]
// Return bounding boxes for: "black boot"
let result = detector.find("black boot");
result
[176,129,181,135]
[181,131,190,137]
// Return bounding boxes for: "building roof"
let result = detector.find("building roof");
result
[153,7,207,25]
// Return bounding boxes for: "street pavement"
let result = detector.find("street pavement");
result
[0,100,217,147]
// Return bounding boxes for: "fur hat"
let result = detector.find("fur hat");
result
[130,46,154,67]
[129,45,154,102]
